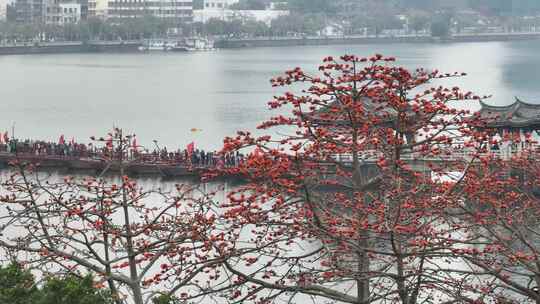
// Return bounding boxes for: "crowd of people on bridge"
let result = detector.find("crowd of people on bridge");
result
[0,134,245,169]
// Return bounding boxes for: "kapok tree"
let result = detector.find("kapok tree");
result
[216,54,493,303]
[450,141,540,304]
[0,129,234,304]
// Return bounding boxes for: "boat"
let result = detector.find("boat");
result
[170,37,216,52]
[138,40,175,52]
[138,37,217,52]
[170,45,192,52]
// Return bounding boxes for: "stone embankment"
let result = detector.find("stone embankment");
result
[215,32,540,48]
[1,32,539,55]
[0,40,141,55]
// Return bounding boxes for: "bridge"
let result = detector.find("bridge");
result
[333,146,532,164]
[0,152,228,179]
[0,144,531,181]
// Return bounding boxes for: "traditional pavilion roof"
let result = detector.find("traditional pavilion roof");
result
[478,98,540,130]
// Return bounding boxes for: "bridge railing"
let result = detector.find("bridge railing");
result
[0,151,242,169]
[330,146,540,164]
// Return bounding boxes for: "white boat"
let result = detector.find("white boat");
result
[138,38,217,52]
[173,37,216,52]
[138,40,174,52]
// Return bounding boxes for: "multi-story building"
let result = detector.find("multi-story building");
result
[203,0,238,9]
[9,0,190,23]
[194,0,288,26]
[91,0,192,22]
[10,0,45,23]
[194,8,288,25]
[45,1,81,24]
[87,0,106,17]
[0,5,6,20]
[8,0,86,24]
[5,3,15,22]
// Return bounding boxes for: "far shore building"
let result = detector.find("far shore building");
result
[0,6,6,20]
[8,0,190,23]
[9,0,45,23]
[88,0,192,23]
[203,0,238,9]
[45,1,82,24]
[87,0,105,17]
[194,0,288,26]
[8,0,86,23]
[194,9,287,25]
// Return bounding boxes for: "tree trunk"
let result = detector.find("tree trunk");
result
[352,129,371,303]
[356,237,370,303]
[131,283,144,304]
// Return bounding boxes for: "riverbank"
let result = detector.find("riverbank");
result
[0,40,141,55]
[0,32,539,55]
[215,32,540,48]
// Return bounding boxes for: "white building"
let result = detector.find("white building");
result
[0,5,6,20]
[44,1,81,24]
[203,0,238,9]
[194,9,288,26]
[88,0,106,18]
[89,0,192,22]
[58,3,80,23]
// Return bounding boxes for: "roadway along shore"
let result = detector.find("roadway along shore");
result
[0,32,539,55]
[214,32,540,48]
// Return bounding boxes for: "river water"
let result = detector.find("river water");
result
[1,40,539,151]
[1,40,539,303]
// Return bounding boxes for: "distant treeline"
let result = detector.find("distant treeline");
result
[0,16,186,43]
[3,0,540,44]
[207,0,540,16]
[0,14,345,43]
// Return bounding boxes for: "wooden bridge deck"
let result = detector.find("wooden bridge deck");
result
[0,148,530,180]
[0,153,223,179]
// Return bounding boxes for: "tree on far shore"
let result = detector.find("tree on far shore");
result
[430,12,452,37]
[408,10,431,35]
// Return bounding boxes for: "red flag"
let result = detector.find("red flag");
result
[187,142,195,155]
[513,130,521,142]
[58,135,65,145]
[3,132,8,143]
[106,136,113,149]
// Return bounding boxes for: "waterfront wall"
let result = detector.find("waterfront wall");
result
[0,41,141,55]
[216,32,540,49]
[216,36,433,48]
[1,32,540,55]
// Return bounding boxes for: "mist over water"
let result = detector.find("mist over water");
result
[0,40,539,151]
